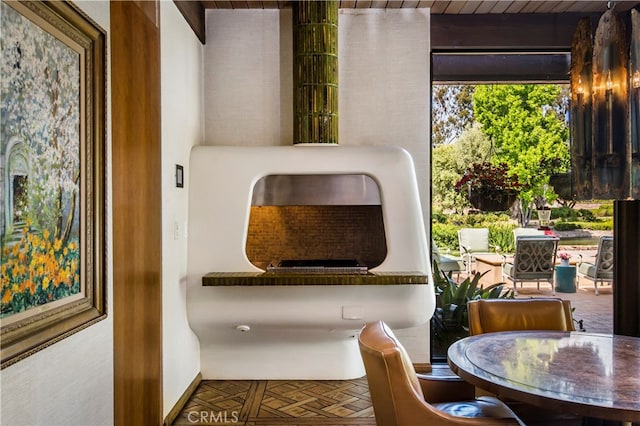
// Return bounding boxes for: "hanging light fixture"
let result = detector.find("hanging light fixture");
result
[630,9,640,199]
[570,1,634,200]
[570,17,593,199]
[591,1,628,199]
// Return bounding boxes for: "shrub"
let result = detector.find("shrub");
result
[432,223,459,250]
[488,223,517,253]
[554,222,582,231]
[580,220,613,230]
[595,203,614,217]
[577,209,598,222]
[550,206,577,220]
[432,211,448,224]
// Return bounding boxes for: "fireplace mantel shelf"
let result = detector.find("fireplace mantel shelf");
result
[202,272,429,286]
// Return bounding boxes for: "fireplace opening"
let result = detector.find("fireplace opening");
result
[245,174,388,271]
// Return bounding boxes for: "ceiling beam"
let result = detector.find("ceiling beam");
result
[431,13,602,50]
[173,4,608,51]
[174,0,206,44]
[432,52,571,82]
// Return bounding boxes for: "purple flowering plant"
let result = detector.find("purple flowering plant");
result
[454,162,525,198]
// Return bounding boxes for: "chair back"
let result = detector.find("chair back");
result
[360,321,525,425]
[432,240,464,275]
[511,236,559,280]
[358,321,426,426]
[467,298,575,335]
[593,236,614,279]
[431,239,444,264]
[458,228,490,253]
[512,228,545,241]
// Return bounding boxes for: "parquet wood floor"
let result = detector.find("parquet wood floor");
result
[171,378,376,426]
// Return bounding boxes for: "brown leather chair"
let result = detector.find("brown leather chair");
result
[467,298,575,336]
[358,320,524,425]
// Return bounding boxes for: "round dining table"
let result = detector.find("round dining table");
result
[448,331,640,424]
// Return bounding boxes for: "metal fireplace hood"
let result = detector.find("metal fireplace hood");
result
[250,174,381,206]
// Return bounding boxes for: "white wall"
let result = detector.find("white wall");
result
[339,8,431,234]
[203,8,433,362]
[338,8,432,361]
[160,1,204,418]
[0,2,114,425]
[204,8,431,230]
[204,9,293,146]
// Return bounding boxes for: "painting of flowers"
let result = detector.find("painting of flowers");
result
[0,0,105,368]
[1,1,82,321]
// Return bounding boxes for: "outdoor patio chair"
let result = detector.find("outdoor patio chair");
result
[577,235,614,295]
[432,240,465,280]
[502,236,559,296]
[457,228,497,274]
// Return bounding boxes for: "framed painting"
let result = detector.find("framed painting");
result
[0,1,106,368]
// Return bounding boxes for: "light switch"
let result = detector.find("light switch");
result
[342,305,364,320]
[173,221,180,240]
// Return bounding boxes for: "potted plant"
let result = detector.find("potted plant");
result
[558,252,571,267]
[454,162,523,212]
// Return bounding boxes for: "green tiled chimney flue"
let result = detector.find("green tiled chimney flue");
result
[293,0,338,145]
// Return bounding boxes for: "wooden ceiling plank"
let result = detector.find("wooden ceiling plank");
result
[215,1,233,8]
[444,1,467,14]
[549,1,577,13]
[355,0,374,7]
[504,1,528,13]
[473,1,498,13]
[489,1,514,13]
[200,1,217,9]
[261,1,279,8]
[369,0,389,7]
[430,0,451,13]
[198,0,639,12]
[532,1,557,13]
[230,1,249,8]
[340,0,358,7]
[459,1,484,14]
[401,0,421,8]
[519,1,544,13]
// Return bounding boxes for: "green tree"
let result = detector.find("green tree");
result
[432,85,475,146]
[473,84,570,225]
[432,123,492,212]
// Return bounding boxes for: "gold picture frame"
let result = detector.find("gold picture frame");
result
[1,0,106,368]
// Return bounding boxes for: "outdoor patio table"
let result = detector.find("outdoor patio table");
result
[448,331,640,425]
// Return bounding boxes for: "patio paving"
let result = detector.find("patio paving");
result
[513,279,612,334]
[462,245,613,334]
[510,245,612,334]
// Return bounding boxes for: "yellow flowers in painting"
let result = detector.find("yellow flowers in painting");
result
[1,225,80,318]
